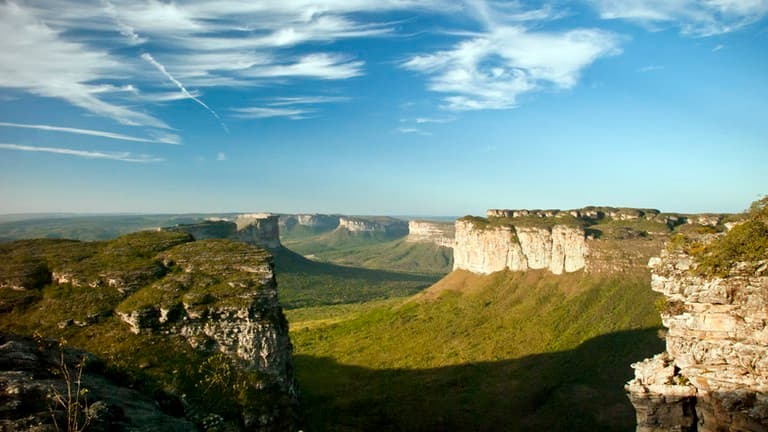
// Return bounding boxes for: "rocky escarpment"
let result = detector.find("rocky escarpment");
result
[454,206,736,276]
[626,231,768,431]
[0,334,194,431]
[453,218,587,275]
[0,231,298,431]
[336,216,409,237]
[406,220,455,248]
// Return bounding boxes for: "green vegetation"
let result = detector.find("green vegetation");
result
[273,248,436,308]
[288,269,663,431]
[666,197,768,277]
[299,239,453,276]
[0,231,284,428]
[284,228,405,256]
[694,219,768,277]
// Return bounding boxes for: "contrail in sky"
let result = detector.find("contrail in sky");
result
[101,0,228,133]
[141,53,229,133]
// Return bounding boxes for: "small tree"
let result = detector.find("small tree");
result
[50,340,92,432]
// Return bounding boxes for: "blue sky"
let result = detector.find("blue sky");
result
[0,0,766,216]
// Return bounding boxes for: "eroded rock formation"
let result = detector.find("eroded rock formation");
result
[626,247,768,431]
[406,220,455,248]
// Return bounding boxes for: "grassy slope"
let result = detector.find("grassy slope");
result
[287,269,663,431]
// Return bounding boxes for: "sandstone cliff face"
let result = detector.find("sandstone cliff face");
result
[236,213,282,249]
[626,248,768,431]
[453,219,587,275]
[406,220,455,248]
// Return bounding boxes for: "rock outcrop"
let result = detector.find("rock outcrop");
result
[626,243,768,431]
[236,213,282,249]
[406,220,455,248]
[453,219,587,275]
[0,334,194,431]
[0,231,299,431]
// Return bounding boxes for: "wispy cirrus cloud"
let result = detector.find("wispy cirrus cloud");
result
[588,0,768,36]
[0,2,168,129]
[0,122,180,144]
[402,1,620,111]
[4,0,443,128]
[0,143,163,163]
[233,94,349,120]
[395,127,433,136]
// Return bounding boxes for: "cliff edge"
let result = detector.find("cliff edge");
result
[626,199,768,431]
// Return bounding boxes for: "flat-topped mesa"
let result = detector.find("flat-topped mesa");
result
[236,213,282,249]
[406,220,455,248]
[626,223,768,431]
[453,217,587,275]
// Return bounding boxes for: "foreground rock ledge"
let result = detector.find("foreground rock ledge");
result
[626,249,768,431]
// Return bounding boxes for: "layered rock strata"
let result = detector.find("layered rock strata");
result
[453,219,587,275]
[626,249,768,431]
[406,220,455,248]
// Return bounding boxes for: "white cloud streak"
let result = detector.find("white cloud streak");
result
[589,0,768,36]
[140,53,228,132]
[0,2,168,128]
[0,143,163,163]
[231,107,312,120]
[395,127,433,136]
[0,121,180,144]
[402,1,620,111]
